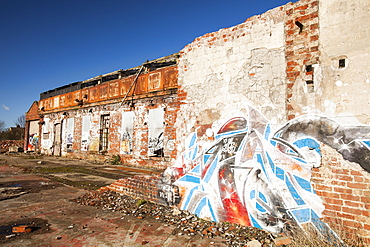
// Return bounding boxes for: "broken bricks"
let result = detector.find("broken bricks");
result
[12,225,32,233]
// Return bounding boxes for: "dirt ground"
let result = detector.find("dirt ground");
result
[0,153,226,246]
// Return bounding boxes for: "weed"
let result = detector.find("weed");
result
[110,155,121,165]
[136,199,147,207]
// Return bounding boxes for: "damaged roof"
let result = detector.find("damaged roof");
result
[40,53,179,100]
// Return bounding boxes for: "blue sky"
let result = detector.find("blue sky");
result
[0,0,290,128]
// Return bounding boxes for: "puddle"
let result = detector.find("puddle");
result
[0,218,51,242]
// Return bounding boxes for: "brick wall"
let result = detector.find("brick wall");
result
[25,101,40,121]
[285,0,319,120]
[102,175,161,203]
[25,101,41,151]
[60,94,180,170]
[312,145,370,244]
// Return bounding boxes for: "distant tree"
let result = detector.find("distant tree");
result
[0,120,5,132]
[14,114,26,128]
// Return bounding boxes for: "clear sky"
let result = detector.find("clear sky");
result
[0,0,290,128]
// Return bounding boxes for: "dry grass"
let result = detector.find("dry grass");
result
[288,222,367,247]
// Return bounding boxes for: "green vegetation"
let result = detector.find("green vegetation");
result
[109,154,122,165]
[136,199,147,207]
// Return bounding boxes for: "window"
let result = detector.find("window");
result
[81,116,90,151]
[339,59,346,68]
[65,117,74,151]
[331,56,348,70]
[148,108,164,157]
[120,111,134,154]
[100,115,110,152]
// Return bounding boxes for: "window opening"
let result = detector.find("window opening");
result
[100,115,110,152]
[305,65,313,72]
[148,108,164,157]
[305,64,315,93]
[339,59,346,68]
[306,81,314,93]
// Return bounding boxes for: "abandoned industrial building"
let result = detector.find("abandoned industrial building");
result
[25,54,179,169]
[25,0,370,244]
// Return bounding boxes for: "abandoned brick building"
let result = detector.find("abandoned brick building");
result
[25,0,370,244]
[25,54,179,169]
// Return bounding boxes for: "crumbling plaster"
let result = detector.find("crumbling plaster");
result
[318,0,370,124]
[177,7,287,148]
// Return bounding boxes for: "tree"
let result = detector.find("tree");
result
[0,120,5,132]
[14,114,26,128]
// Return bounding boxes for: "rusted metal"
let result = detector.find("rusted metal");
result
[120,65,145,106]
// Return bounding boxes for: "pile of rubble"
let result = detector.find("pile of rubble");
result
[74,190,292,246]
[0,140,23,153]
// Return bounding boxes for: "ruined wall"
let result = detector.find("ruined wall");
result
[39,66,179,170]
[314,145,370,244]
[32,0,370,243]
[284,0,319,120]
[318,0,370,124]
[176,6,287,149]
[106,0,370,244]
[25,101,40,151]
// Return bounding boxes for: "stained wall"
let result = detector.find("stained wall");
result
[38,65,179,170]
[28,0,370,243]
[176,6,287,149]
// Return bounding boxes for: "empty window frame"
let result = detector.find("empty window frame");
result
[65,117,74,151]
[120,111,134,155]
[148,108,164,157]
[100,114,110,152]
[81,115,90,151]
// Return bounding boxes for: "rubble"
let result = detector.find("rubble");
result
[74,190,286,247]
[0,140,23,153]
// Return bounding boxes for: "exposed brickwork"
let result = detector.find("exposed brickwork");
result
[25,101,40,121]
[44,66,179,170]
[102,175,161,203]
[25,101,41,151]
[312,145,370,244]
[27,0,370,243]
[285,0,319,120]
[72,116,82,151]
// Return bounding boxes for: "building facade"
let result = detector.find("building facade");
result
[26,0,370,244]
[26,54,179,170]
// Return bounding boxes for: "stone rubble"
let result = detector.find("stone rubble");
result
[74,190,286,247]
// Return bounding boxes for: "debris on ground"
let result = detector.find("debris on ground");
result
[0,218,50,242]
[74,190,286,246]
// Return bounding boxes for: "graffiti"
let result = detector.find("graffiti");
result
[156,106,369,244]
[66,133,73,145]
[148,108,165,157]
[28,134,39,151]
[81,115,90,151]
[121,111,134,155]
[81,139,89,151]
[148,132,164,157]
[166,139,176,151]
[65,118,74,151]
[275,116,370,173]
[120,132,132,154]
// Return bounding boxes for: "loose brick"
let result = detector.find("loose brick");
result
[273,236,292,246]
